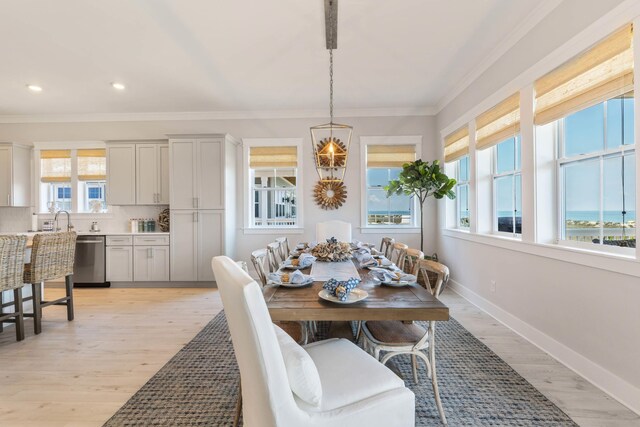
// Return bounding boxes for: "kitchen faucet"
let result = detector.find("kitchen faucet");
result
[54,210,74,232]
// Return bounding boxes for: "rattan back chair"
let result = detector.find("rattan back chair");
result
[250,249,269,288]
[402,248,425,275]
[23,231,77,334]
[0,235,27,341]
[379,237,395,259]
[416,259,450,297]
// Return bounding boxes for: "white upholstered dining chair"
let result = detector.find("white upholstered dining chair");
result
[211,256,415,427]
[315,220,352,243]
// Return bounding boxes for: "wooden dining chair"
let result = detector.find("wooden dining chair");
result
[379,237,395,259]
[0,235,28,341]
[275,237,290,261]
[402,248,425,275]
[250,248,308,345]
[266,242,282,272]
[389,242,408,267]
[361,259,450,425]
[23,231,77,334]
[416,259,450,295]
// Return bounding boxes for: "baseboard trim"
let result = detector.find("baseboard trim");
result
[448,279,640,416]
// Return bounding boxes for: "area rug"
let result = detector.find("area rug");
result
[104,312,576,426]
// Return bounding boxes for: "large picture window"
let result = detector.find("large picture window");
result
[248,145,299,228]
[365,144,416,226]
[558,93,635,248]
[39,149,107,214]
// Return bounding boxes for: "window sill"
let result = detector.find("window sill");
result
[242,227,304,235]
[441,228,640,278]
[359,226,421,234]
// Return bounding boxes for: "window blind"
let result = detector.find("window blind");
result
[249,146,297,168]
[444,125,469,163]
[366,145,416,168]
[534,24,634,126]
[475,92,520,150]
[40,150,71,183]
[77,149,106,181]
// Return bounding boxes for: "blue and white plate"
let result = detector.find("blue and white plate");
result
[318,288,368,304]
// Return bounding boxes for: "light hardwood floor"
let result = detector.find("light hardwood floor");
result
[0,286,637,426]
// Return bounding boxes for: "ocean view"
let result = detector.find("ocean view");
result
[497,210,636,222]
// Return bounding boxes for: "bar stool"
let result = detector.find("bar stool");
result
[0,235,28,341]
[23,232,77,334]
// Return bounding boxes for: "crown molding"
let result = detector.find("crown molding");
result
[0,106,438,124]
[435,0,563,114]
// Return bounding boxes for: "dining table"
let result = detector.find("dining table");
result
[263,253,449,323]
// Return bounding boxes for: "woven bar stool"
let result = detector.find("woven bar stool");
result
[0,235,28,341]
[23,232,77,334]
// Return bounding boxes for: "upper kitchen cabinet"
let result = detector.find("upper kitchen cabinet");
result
[106,141,169,206]
[169,135,237,210]
[106,144,136,205]
[0,143,32,207]
[136,143,169,205]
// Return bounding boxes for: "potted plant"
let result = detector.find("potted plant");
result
[385,159,456,252]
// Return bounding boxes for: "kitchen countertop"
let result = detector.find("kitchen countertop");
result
[1,231,169,236]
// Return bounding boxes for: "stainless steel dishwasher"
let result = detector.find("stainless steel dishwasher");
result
[74,235,109,286]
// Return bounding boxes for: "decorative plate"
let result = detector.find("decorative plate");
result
[381,274,417,287]
[313,180,347,210]
[318,288,368,304]
[279,278,315,288]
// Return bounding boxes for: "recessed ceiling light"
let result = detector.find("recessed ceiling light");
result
[111,82,126,90]
[27,84,43,92]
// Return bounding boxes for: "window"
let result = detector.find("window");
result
[455,156,470,228]
[39,149,107,214]
[247,144,299,228]
[494,136,522,235]
[365,144,416,226]
[558,93,635,248]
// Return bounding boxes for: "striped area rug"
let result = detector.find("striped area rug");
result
[104,312,576,426]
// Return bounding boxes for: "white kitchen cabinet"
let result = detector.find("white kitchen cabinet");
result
[133,246,170,281]
[106,245,133,282]
[0,143,31,207]
[136,143,169,205]
[106,144,136,205]
[170,210,198,281]
[169,134,238,282]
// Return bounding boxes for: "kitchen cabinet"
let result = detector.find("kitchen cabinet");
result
[169,134,238,282]
[136,143,169,205]
[106,245,133,282]
[133,246,170,281]
[106,144,136,205]
[0,143,31,207]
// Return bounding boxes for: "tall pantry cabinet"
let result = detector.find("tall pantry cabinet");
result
[168,134,238,281]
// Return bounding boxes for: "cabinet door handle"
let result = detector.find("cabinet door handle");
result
[110,247,124,251]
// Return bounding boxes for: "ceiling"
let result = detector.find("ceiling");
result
[0,0,553,119]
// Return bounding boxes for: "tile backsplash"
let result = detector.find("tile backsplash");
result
[0,205,168,233]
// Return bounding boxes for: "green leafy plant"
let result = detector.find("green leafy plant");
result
[385,159,456,251]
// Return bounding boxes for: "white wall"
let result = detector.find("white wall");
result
[0,114,439,263]
[436,0,640,414]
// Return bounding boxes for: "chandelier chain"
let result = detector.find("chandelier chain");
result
[329,48,334,124]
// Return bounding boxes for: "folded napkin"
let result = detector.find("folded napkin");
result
[353,247,372,262]
[369,267,401,282]
[298,253,316,267]
[358,254,377,267]
[322,277,361,301]
[268,270,306,284]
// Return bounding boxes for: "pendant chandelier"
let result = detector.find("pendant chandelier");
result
[311,0,352,184]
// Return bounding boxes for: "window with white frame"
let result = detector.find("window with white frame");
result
[533,24,635,250]
[444,125,470,229]
[493,136,522,236]
[556,93,635,248]
[455,156,470,228]
[248,144,299,228]
[364,144,417,226]
[39,149,107,214]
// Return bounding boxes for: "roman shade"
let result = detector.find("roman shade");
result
[366,145,416,168]
[534,24,634,126]
[444,126,469,163]
[250,146,297,168]
[40,150,71,183]
[77,149,106,181]
[475,92,520,150]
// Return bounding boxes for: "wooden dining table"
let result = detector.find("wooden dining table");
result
[263,258,449,322]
